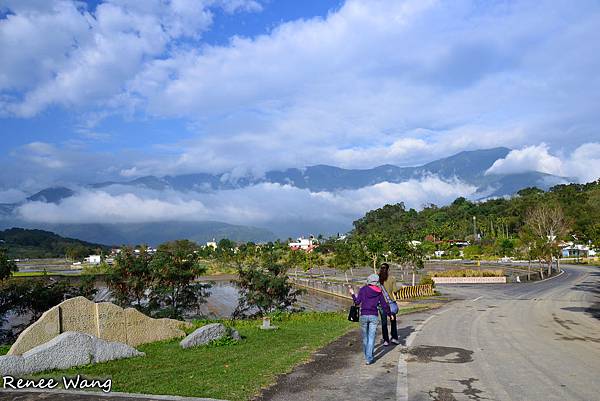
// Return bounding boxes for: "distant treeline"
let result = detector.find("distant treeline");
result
[353,180,600,245]
[0,228,110,259]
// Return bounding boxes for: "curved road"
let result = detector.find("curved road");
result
[261,264,600,401]
[405,264,600,401]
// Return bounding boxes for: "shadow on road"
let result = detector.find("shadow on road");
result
[372,324,415,363]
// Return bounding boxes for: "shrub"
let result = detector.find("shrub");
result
[430,269,504,277]
[419,275,435,286]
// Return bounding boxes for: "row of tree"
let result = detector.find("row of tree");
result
[353,181,600,246]
[0,248,96,343]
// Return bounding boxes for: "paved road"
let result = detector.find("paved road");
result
[261,264,600,401]
[405,264,600,401]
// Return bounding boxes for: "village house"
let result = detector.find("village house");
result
[288,237,319,252]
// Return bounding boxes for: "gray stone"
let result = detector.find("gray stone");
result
[0,332,144,376]
[231,329,241,341]
[180,323,228,349]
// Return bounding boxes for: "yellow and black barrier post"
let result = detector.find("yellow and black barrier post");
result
[393,284,434,300]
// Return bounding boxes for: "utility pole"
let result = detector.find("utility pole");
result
[473,216,477,242]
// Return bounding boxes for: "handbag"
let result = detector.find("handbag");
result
[381,285,399,315]
[348,304,360,322]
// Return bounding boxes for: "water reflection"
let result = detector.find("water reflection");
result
[199,281,350,318]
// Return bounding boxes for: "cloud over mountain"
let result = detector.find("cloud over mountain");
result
[14,176,477,236]
[486,143,600,182]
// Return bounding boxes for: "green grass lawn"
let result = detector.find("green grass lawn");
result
[11,271,73,277]
[4,306,438,400]
[29,313,353,400]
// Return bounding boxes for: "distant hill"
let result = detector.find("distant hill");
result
[26,187,74,204]
[0,227,110,259]
[0,148,574,243]
[88,147,569,197]
[0,222,276,248]
[353,180,600,243]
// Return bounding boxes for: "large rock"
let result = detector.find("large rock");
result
[9,297,192,355]
[180,323,228,349]
[0,332,144,376]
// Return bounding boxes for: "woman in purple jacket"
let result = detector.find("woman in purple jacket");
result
[349,273,391,364]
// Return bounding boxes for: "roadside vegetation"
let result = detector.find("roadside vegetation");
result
[22,305,435,400]
[429,269,504,277]
[24,313,351,400]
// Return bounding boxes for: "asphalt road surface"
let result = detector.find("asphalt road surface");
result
[403,264,600,401]
[261,264,600,401]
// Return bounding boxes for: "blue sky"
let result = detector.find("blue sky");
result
[0,0,599,230]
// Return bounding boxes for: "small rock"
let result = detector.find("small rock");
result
[180,323,227,349]
[231,329,241,341]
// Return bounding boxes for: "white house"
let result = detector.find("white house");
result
[85,255,101,264]
[206,240,217,249]
[561,242,594,258]
[289,237,318,251]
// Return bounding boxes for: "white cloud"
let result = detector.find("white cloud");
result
[0,188,26,203]
[485,143,600,183]
[562,143,600,183]
[1,0,599,179]
[485,144,562,176]
[16,142,68,169]
[0,0,262,116]
[115,0,600,174]
[15,177,477,231]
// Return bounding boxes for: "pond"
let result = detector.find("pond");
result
[196,280,350,318]
[2,275,351,336]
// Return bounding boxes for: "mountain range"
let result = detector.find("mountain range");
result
[89,147,567,197]
[0,147,571,245]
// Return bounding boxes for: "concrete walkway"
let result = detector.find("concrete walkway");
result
[257,312,430,401]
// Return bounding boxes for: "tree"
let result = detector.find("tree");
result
[328,240,353,282]
[65,244,91,261]
[390,238,424,286]
[0,248,17,281]
[360,233,388,273]
[106,246,153,309]
[283,247,305,278]
[0,278,95,343]
[148,240,210,319]
[524,203,569,276]
[234,243,304,317]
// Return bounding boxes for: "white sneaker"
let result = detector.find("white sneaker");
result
[391,339,400,344]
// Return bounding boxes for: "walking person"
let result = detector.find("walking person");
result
[379,263,399,345]
[348,273,391,365]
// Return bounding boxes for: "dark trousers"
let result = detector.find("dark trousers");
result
[379,309,398,342]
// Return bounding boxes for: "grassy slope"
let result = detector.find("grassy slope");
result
[31,313,353,401]
[8,306,438,400]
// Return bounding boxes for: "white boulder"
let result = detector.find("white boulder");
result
[0,332,144,376]
[180,323,228,349]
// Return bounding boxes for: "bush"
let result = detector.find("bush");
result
[419,275,435,286]
[430,269,504,277]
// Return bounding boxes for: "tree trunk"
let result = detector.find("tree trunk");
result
[344,271,349,283]
[547,258,552,277]
[350,267,354,277]
[412,271,416,287]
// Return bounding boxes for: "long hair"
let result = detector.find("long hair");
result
[379,263,390,284]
